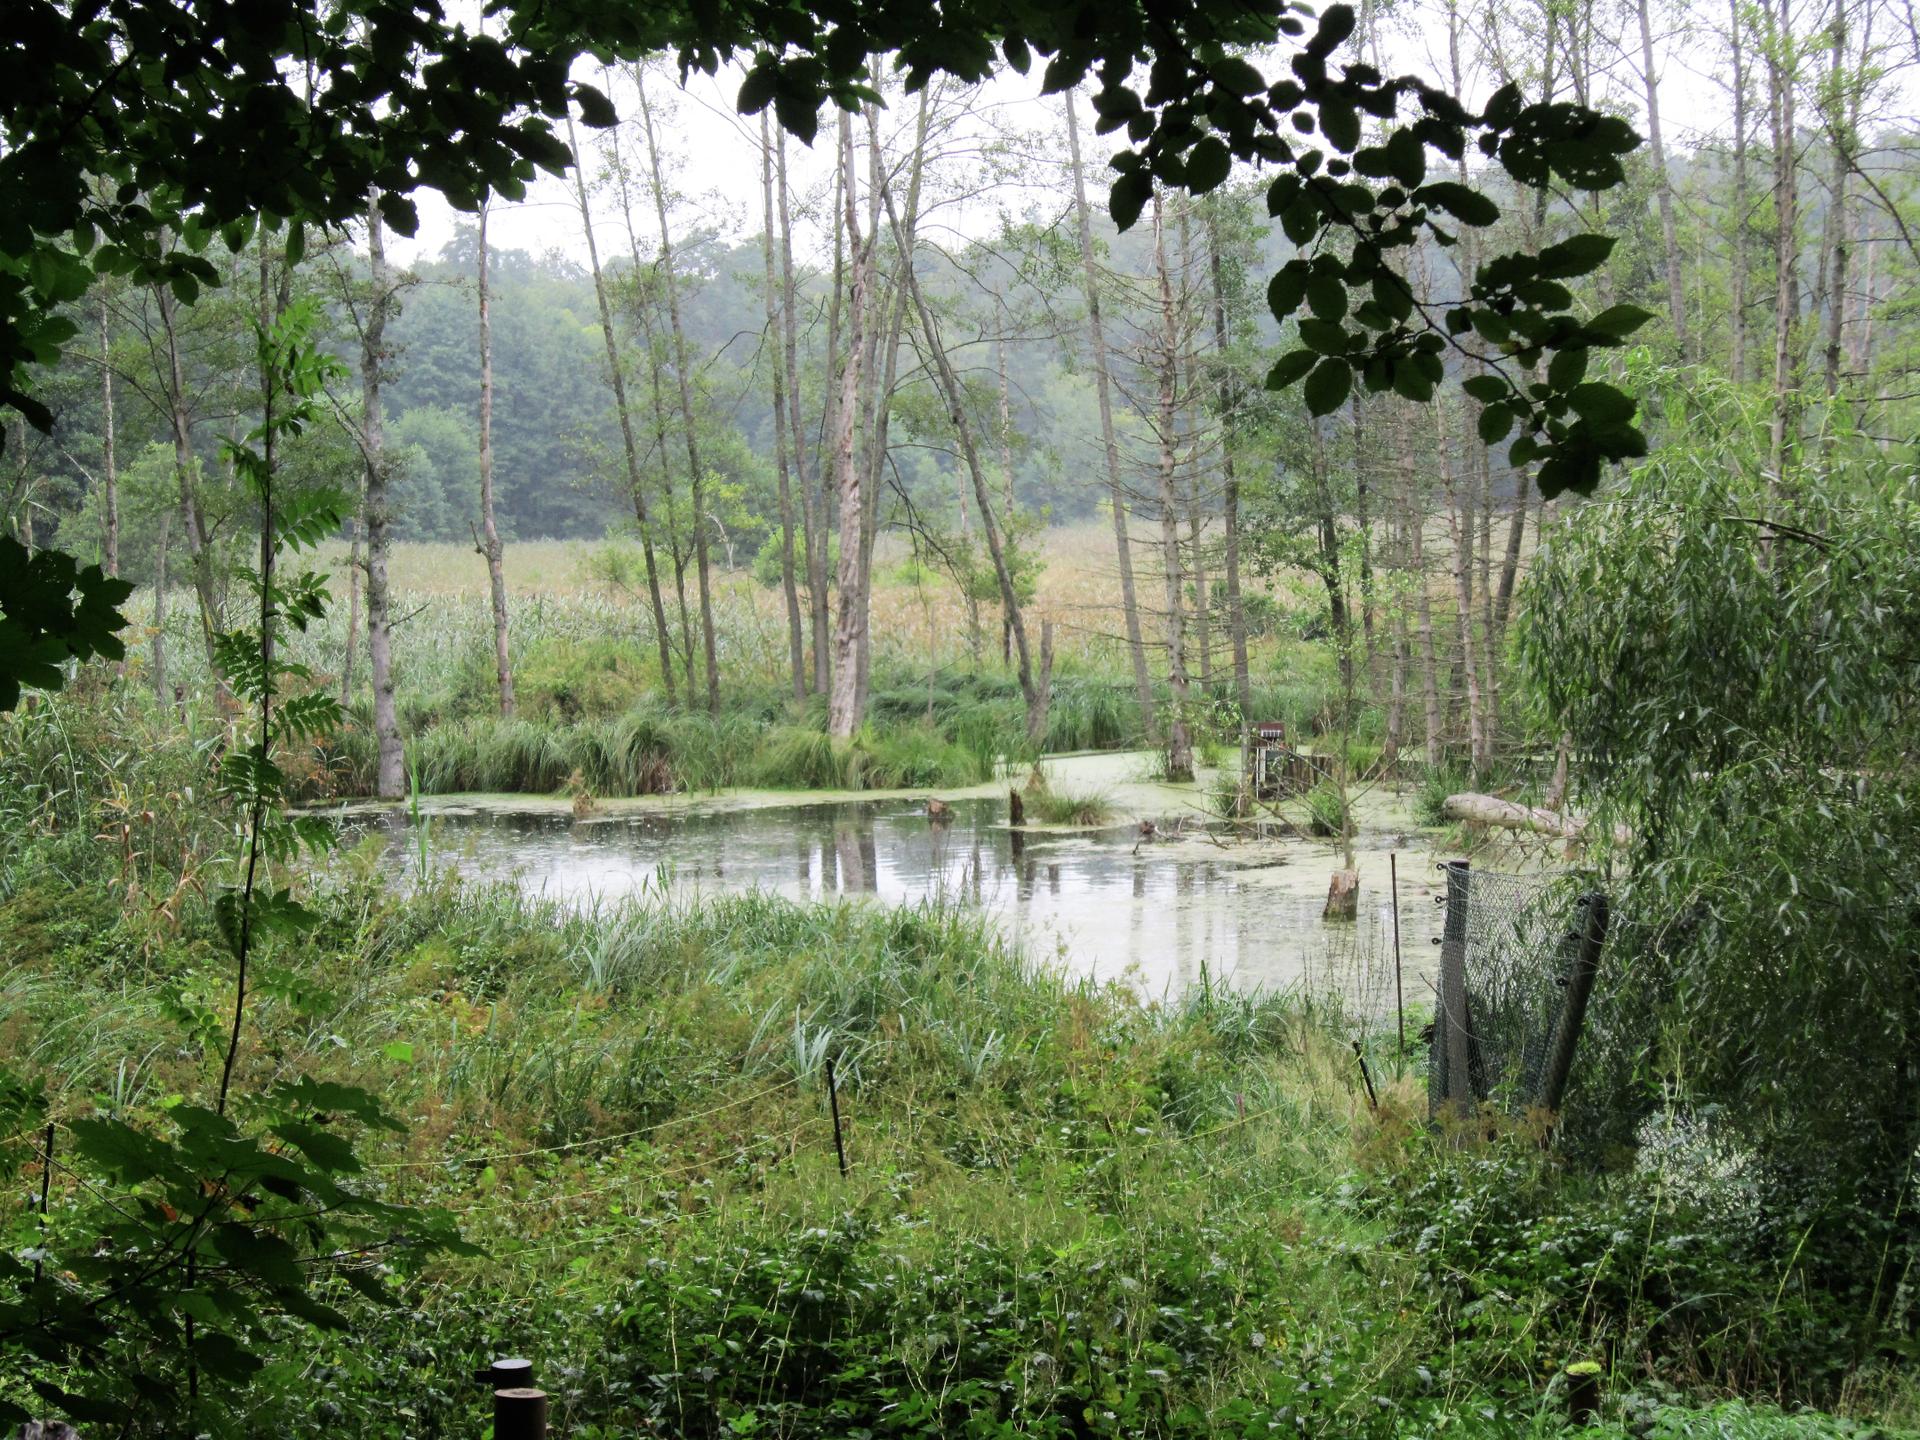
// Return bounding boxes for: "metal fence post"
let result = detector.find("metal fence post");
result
[1432,859,1473,1120]
[1538,893,1609,1117]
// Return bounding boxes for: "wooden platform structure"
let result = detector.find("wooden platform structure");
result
[1246,721,1330,799]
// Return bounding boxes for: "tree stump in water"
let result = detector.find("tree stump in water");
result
[1008,789,1024,827]
[1324,868,1359,920]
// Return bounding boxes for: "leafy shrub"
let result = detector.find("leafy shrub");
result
[1304,779,1346,838]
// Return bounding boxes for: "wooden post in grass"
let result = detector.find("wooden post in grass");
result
[1390,852,1405,1061]
[1433,860,1473,1120]
[493,1387,548,1440]
[477,1358,545,1440]
[1564,1360,1602,1425]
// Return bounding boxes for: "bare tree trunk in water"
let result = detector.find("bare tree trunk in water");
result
[775,142,829,698]
[760,117,807,701]
[886,180,1049,745]
[1204,203,1252,724]
[1065,93,1157,742]
[636,73,721,711]
[853,89,927,722]
[774,135,828,695]
[826,111,874,739]
[1152,194,1194,781]
[362,194,405,798]
[99,295,119,581]
[568,115,678,706]
[476,198,514,717]
[1638,0,1690,352]
[818,155,848,703]
[1174,204,1212,691]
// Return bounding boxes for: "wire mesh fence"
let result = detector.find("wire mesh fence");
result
[1429,861,1608,1121]
[1299,903,1402,1034]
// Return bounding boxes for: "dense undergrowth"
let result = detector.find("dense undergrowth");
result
[1,687,1914,1436]
[131,577,1376,799]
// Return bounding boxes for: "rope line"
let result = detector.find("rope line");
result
[368,1074,801,1171]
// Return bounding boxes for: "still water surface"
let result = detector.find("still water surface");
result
[345,775,1442,1000]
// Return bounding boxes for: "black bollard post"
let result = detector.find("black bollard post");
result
[493,1387,548,1440]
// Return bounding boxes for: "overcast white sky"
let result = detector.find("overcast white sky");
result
[386,0,1915,271]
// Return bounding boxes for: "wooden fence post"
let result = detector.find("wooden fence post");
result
[1432,859,1473,1120]
[1538,894,1609,1117]
[493,1387,548,1440]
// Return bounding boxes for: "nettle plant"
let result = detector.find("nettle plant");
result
[0,300,468,1435]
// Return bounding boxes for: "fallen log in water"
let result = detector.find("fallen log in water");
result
[1442,793,1632,848]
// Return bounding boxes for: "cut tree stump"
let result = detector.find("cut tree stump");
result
[1324,868,1359,920]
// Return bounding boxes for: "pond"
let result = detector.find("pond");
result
[331,752,1445,1005]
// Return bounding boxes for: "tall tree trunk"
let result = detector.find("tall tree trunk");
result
[636,74,721,712]
[1204,204,1252,725]
[152,507,170,703]
[826,110,875,739]
[1402,412,1443,767]
[761,115,807,702]
[1151,194,1195,781]
[1351,393,1375,651]
[996,291,1017,664]
[1175,204,1213,689]
[1477,425,1497,726]
[884,178,1048,745]
[1821,0,1852,431]
[476,198,515,717]
[154,281,222,679]
[1438,403,1488,780]
[1638,0,1690,352]
[1493,471,1528,640]
[1764,0,1801,481]
[777,134,830,695]
[1385,507,1409,771]
[852,91,927,724]
[1065,94,1158,744]
[339,479,361,708]
[362,194,405,799]
[568,115,678,706]
[98,294,118,580]
[1731,0,1753,381]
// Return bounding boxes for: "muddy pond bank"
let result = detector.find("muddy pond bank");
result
[327,751,1446,1002]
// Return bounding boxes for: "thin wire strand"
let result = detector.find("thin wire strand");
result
[368,1075,802,1171]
